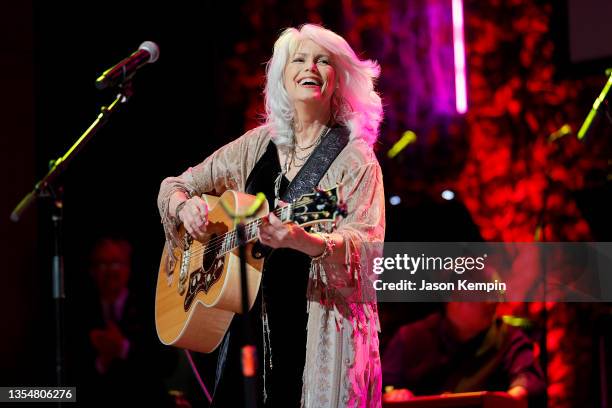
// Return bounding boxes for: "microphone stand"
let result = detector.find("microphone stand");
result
[10,81,134,389]
[218,194,266,408]
[532,126,572,408]
[533,173,550,408]
[577,68,612,408]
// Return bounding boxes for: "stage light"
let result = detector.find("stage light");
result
[452,0,467,114]
[441,190,455,200]
[389,195,402,206]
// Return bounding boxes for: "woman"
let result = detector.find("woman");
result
[158,24,385,407]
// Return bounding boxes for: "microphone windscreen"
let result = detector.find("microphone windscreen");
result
[139,41,160,63]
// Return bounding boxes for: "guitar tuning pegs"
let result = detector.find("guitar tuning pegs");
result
[314,189,324,201]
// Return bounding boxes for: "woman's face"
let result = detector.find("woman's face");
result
[283,39,336,107]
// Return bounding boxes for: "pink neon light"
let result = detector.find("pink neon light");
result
[452,0,468,114]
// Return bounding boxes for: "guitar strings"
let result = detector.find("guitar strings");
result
[187,208,283,258]
[195,198,314,256]
[183,197,321,259]
[197,196,315,252]
[202,210,331,257]
[183,196,330,259]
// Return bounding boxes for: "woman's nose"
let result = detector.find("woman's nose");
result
[305,60,318,72]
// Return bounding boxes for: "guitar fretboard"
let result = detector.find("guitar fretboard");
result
[217,205,292,255]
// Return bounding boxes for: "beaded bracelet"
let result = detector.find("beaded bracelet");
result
[311,232,335,261]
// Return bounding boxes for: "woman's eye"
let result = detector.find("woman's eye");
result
[318,59,329,65]
[293,58,304,62]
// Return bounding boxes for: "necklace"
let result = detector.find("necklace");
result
[290,126,330,167]
[294,137,321,151]
[292,148,313,163]
[273,125,331,206]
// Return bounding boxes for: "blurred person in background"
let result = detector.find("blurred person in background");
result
[69,236,177,406]
[382,302,545,406]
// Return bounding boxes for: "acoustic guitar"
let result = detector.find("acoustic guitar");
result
[155,187,346,353]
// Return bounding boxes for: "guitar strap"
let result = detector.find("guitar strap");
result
[247,126,349,259]
[281,125,350,202]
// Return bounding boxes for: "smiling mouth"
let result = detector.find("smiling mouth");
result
[298,78,322,87]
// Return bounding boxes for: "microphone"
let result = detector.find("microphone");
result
[95,41,159,90]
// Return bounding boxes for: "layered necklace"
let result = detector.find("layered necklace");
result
[291,125,331,167]
[273,125,331,206]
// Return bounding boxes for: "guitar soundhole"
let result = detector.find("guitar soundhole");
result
[183,233,225,312]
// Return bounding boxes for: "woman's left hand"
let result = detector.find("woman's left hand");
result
[258,212,301,249]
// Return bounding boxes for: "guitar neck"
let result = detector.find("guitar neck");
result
[218,205,293,254]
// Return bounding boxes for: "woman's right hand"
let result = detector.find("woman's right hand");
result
[178,196,209,241]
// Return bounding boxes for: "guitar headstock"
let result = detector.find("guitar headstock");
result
[289,185,348,227]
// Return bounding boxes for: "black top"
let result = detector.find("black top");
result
[212,141,310,407]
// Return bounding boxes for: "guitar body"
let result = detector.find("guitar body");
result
[155,190,269,353]
[155,186,345,353]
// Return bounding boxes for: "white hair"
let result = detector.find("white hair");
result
[263,24,383,148]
